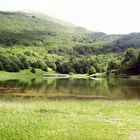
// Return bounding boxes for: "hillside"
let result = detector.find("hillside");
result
[0,11,140,55]
[0,11,117,54]
[0,11,140,75]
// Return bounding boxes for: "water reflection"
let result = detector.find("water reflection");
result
[0,78,140,100]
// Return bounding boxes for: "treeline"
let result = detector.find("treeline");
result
[0,47,48,72]
[0,46,118,75]
[106,48,140,75]
[0,46,140,75]
[0,46,118,74]
[50,48,140,75]
[120,48,140,75]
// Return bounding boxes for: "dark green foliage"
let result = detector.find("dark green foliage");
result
[49,63,57,71]
[88,66,96,74]
[5,62,20,72]
[0,47,46,72]
[0,62,4,71]
[30,68,36,74]
[19,56,29,69]
[31,60,48,71]
[42,66,48,72]
[0,54,20,72]
[121,48,137,65]
[132,53,140,74]
[120,48,140,75]
[107,61,120,71]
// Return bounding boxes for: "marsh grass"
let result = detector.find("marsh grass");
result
[0,97,140,140]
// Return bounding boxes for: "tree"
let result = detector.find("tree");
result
[130,53,140,75]
[120,48,137,74]
[88,66,96,75]
[107,61,119,71]
[0,62,4,71]
[19,55,29,69]
[30,68,36,74]
[5,62,20,72]
[121,48,136,65]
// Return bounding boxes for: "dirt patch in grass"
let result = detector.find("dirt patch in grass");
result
[35,109,65,114]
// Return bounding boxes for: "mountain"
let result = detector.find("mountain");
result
[0,11,140,74]
[0,11,140,56]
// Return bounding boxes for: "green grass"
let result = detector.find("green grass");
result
[0,97,140,140]
[69,74,89,79]
[0,68,57,82]
[0,69,89,82]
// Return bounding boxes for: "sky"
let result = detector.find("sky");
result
[0,0,140,34]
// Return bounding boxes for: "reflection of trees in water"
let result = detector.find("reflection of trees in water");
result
[107,78,140,99]
[121,88,140,99]
[49,79,106,95]
[106,78,122,94]
[0,80,26,93]
[0,79,45,94]
[0,79,116,95]
[0,78,140,99]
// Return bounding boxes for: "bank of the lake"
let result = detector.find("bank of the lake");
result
[90,72,140,80]
[0,69,57,81]
[1,69,140,82]
[0,69,89,81]
[0,97,140,140]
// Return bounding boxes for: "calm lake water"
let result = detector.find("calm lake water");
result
[0,78,140,100]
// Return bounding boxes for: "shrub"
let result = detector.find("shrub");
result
[30,68,36,74]
[0,62,4,71]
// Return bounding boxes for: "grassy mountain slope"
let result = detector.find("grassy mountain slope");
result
[0,11,140,56]
[0,11,119,54]
[0,11,140,74]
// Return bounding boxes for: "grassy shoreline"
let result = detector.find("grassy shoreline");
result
[0,69,140,82]
[0,97,140,140]
[0,69,57,81]
[0,69,89,81]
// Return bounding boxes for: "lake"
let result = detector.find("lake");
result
[0,78,140,100]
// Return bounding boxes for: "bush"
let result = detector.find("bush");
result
[0,62,4,71]
[88,66,96,75]
[42,66,48,72]
[30,68,36,74]
[5,62,20,72]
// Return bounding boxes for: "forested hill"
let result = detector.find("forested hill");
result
[0,11,105,51]
[0,11,140,55]
[0,11,140,75]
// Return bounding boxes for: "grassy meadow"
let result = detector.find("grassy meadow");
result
[0,97,140,140]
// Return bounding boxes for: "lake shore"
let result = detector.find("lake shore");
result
[90,72,140,79]
[1,69,140,82]
[0,71,140,140]
[0,97,139,140]
[0,69,89,81]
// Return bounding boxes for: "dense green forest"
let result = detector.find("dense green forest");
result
[0,11,140,75]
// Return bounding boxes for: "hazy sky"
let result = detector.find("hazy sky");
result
[0,0,140,34]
